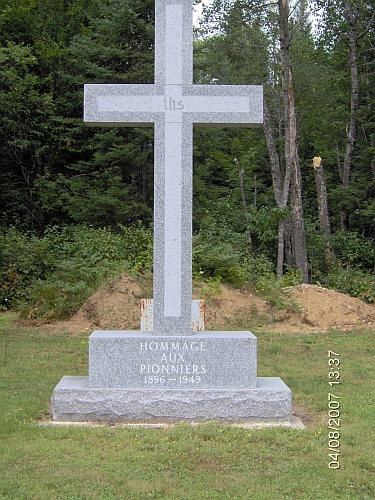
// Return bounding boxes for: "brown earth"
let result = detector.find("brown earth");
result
[53,273,375,334]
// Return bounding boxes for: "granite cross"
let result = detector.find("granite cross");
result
[84,0,263,335]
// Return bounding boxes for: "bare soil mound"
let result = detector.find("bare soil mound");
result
[283,284,375,332]
[55,274,375,334]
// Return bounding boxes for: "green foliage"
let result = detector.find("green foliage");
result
[119,222,153,274]
[0,0,375,308]
[192,199,304,300]
[23,278,91,321]
[0,0,155,232]
[332,231,375,271]
[320,265,375,304]
[307,229,375,303]
[195,276,223,304]
[322,230,375,302]
[233,254,272,294]
[0,225,153,319]
[192,204,249,284]
[194,2,269,86]
[254,267,303,312]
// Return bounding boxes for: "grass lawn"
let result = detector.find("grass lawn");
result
[0,313,374,499]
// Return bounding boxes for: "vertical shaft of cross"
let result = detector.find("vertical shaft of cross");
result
[83,0,263,335]
[153,0,193,334]
[155,0,192,86]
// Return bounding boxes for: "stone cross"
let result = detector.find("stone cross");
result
[84,0,263,335]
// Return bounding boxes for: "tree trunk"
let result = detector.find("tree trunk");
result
[278,0,309,283]
[313,156,334,263]
[290,156,309,282]
[277,218,286,277]
[263,99,283,205]
[341,0,360,230]
[234,157,252,253]
[284,216,295,268]
[264,97,291,277]
[365,56,375,183]
[288,67,309,282]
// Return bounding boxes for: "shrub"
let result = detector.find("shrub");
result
[320,264,375,304]
[332,231,375,271]
[118,223,153,273]
[0,224,153,319]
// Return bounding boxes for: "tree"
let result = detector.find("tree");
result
[196,0,311,281]
[315,0,375,231]
[278,0,309,282]
[312,156,334,263]
[0,0,156,230]
[0,43,56,231]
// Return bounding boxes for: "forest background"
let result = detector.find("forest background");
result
[0,0,375,321]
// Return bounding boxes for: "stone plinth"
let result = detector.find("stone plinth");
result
[88,331,257,389]
[51,330,292,424]
[51,376,291,424]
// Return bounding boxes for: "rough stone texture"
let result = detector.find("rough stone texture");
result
[52,376,292,424]
[89,331,257,389]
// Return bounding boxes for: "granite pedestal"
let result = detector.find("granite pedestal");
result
[51,330,292,423]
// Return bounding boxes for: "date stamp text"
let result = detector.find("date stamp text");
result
[328,350,341,469]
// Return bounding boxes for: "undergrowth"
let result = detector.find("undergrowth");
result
[0,225,150,320]
[1,224,374,321]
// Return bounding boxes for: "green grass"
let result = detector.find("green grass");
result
[0,316,374,499]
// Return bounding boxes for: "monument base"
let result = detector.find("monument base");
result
[51,376,292,424]
[88,331,258,389]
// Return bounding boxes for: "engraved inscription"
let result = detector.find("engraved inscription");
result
[140,341,205,351]
[140,364,206,374]
[164,97,184,110]
[140,341,206,385]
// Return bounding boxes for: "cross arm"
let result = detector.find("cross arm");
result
[185,85,263,128]
[83,84,163,127]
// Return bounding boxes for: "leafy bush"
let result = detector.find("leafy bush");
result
[192,207,255,285]
[195,276,223,304]
[332,231,375,271]
[245,254,275,288]
[308,230,375,303]
[252,266,302,312]
[0,224,153,319]
[118,223,153,273]
[193,209,286,291]
[21,278,90,321]
[320,265,375,304]
[2,222,374,324]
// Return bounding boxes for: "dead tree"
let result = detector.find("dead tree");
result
[313,156,335,263]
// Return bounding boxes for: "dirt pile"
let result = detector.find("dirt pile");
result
[56,274,375,334]
[284,284,375,332]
